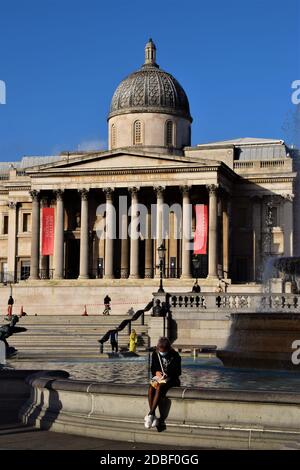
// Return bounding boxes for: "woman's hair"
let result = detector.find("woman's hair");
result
[157,337,171,351]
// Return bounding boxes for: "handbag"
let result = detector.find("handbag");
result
[150,352,168,389]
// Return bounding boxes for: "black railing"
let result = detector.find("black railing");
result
[98,300,153,354]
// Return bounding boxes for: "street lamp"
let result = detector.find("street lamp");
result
[157,243,166,293]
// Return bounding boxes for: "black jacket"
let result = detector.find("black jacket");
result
[151,349,181,381]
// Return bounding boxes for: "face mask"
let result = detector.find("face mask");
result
[159,351,168,357]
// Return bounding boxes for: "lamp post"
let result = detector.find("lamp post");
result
[157,243,166,293]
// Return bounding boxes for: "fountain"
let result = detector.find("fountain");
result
[217,256,300,370]
[217,194,300,371]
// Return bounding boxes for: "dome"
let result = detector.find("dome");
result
[108,39,192,122]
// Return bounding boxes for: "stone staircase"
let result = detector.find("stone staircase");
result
[2,315,149,358]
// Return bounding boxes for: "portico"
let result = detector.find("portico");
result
[26,151,233,282]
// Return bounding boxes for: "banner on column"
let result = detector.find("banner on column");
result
[42,208,55,256]
[194,204,208,255]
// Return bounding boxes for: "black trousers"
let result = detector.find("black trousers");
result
[111,341,118,353]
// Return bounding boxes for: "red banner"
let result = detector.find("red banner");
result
[42,208,55,256]
[194,205,208,255]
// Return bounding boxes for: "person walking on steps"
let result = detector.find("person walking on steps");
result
[103,294,111,315]
[110,330,118,353]
[145,337,181,429]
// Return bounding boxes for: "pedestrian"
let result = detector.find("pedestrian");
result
[145,337,181,429]
[192,279,201,293]
[7,295,14,317]
[103,294,111,315]
[110,330,118,353]
[129,328,138,353]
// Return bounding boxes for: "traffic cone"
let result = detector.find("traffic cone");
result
[82,305,88,316]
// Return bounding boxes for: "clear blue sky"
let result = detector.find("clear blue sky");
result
[0,0,299,162]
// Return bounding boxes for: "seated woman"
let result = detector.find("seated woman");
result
[145,337,181,429]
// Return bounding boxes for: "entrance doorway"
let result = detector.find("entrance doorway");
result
[65,238,80,279]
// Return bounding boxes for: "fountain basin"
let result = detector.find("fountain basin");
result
[217,312,300,370]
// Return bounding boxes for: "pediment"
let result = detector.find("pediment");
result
[27,150,217,174]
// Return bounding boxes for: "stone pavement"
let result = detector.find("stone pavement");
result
[0,422,196,450]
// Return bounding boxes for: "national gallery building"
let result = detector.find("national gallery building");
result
[0,40,299,288]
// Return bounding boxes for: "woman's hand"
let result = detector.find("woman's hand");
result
[155,371,163,378]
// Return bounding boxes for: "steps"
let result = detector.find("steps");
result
[1,315,149,358]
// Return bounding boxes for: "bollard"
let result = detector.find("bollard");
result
[20,305,24,317]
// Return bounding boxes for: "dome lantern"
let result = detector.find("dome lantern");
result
[144,38,158,67]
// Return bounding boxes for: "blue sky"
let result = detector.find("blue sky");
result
[0,0,299,162]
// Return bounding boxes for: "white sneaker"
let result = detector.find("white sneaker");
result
[151,417,159,428]
[144,414,154,429]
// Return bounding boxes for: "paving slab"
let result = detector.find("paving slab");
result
[0,423,198,450]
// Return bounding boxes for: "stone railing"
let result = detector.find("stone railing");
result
[233,159,292,172]
[164,292,300,313]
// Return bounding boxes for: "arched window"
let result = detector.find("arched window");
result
[111,124,117,149]
[133,120,142,145]
[165,120,174,146]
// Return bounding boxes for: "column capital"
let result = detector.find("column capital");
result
[103,187,114,200]
[8,201,17,210]
[29,190,40,202]
[129,186,140,196]
[280,193,294,202]
[54,189,64,201]
[78,188,89,200]
[206,184,218,195]
[154,185,165,197]
[180,185,191,196]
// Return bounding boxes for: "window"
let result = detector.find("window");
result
[236,257,249,283]
[111,124,117,149]
[0,262,8,283]
[133,120,142,145]
[3,215,8,235]
[271,207,278,227]
[165,120,174,146]
[20,260,30,280]
[22,213,31,232]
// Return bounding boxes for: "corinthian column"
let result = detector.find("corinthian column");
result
[53,189,64,279]
[103,188,115,279]
[181,185,192,279]
[129,187,140,279]
[119,194,129,278]
[78,189,89,279]
[144,208,153,278]
[207,184,218,279]
[29,190,40,280]
[7,201,18,281]
[154,186,165,276]
[283,193,294,257]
